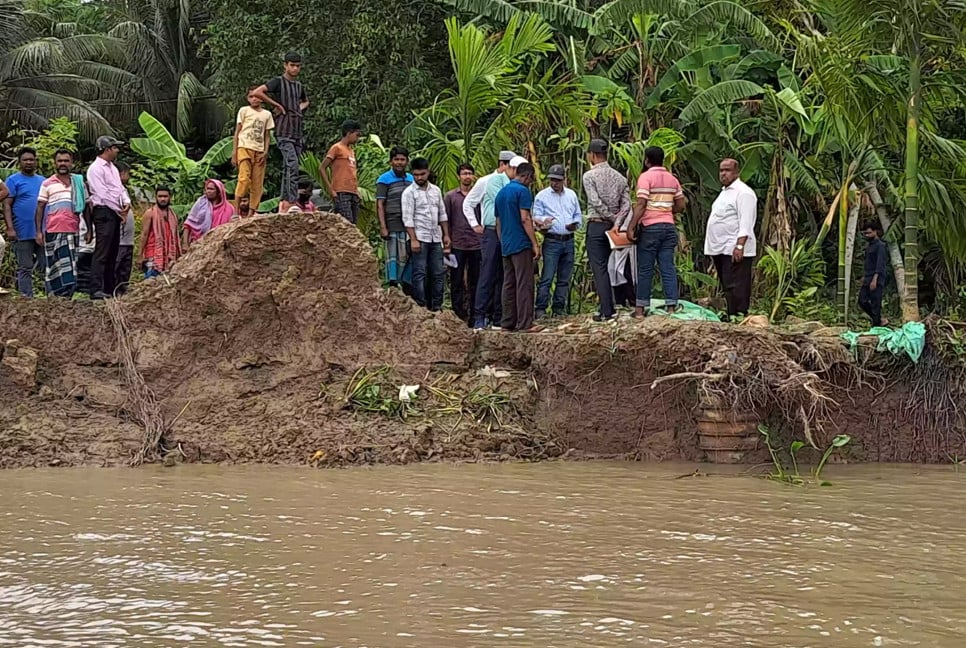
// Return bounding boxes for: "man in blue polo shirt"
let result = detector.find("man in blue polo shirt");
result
[495,162,541,332]
[376,146,413,287]
[3,147,44,297]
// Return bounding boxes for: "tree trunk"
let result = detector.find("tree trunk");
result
[902,56,921,322]
[836,175,849,315]
[843,184,860,323]
[863,180,906,299]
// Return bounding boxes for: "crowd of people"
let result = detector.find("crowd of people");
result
[0,49,890,328]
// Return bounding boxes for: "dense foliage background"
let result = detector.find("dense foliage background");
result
[2,0,965,323]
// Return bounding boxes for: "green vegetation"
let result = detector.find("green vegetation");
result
[1,0,966,323]
[759,424,852,485]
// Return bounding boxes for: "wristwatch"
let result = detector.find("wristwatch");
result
[736,244,744,250]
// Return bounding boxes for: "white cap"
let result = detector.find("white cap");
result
[509,155,528,168]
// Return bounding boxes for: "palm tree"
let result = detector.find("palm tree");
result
[835,0,966,321]
[0,0,132,139]
[405,14,560,187]
[103,0,227,141]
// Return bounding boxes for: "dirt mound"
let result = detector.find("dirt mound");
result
[1,212,964,467]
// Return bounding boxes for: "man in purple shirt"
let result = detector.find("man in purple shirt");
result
[86,135,130,299]
[444,163,482,325]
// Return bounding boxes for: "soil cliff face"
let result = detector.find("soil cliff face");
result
[0,213,962,467]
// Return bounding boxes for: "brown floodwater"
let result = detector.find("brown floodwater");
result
[0,462,963,647]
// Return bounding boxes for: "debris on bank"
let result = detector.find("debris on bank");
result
[0,213,963,468]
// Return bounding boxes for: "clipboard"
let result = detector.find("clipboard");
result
[606,228,633,250]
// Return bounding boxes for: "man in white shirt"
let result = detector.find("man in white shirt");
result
[402,157,450,311]
[704,158,758,317]
[463,150,518,329]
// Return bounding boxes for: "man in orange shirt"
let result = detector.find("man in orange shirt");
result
[320,119,362,225]
[626,146,686,316]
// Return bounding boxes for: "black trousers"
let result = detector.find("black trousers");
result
[450,248,481,325]
[114,245,133,296]
[586,221,616,318]
[858,283,884,327]
[712,254,753,317]
[90,206,121,296]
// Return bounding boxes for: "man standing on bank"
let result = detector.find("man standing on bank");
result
[252,52,308,212]
[496,162,541,333]
[582,138,630,322]
[376,146,413,287]
[4,148,44,297]
[401,158,450,311]
[858,219,888,327]
[86,136,129,299]
[463,150,517,330]
[321,120,362,225]
[445,163,482,325]
[34,149,89,298]
[705,158,758,317]
[533,164,581,320]
[626,146,686,316]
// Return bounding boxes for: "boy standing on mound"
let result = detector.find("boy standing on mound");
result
[232,87,274,214]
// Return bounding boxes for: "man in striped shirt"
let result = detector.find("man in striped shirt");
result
[253,52,309,211]
[33,149,90,298]
[625,146,686,316]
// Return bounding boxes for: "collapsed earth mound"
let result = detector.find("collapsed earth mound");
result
[1,213,964,467]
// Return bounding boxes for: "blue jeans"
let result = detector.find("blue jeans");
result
[411,241,445,310]
[535,237,575,315]
[635,223,679,308]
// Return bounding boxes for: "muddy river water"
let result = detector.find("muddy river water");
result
[0,463,963,647]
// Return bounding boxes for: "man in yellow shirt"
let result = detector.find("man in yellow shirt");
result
[232,87,275,213]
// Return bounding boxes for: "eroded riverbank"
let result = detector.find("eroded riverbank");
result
[1,462,964,646]
[1,213,964,467]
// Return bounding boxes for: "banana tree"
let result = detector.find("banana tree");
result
[129,111,232,205]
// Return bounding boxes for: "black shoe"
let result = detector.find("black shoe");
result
[91,291,112,300]
[535,309,547,320]
[593,313,617,322]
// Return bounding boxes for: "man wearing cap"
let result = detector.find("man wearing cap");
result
[582,138,630,321]
[533,164,582,320]
[252,52,309,211]
[463,150,517,330]
[86,135,129,299]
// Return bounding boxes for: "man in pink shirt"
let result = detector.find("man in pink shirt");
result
[86,135,130,299]
[626,146,686,316]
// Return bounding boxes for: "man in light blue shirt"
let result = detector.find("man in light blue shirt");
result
[467,152,526,329]
[533,164,582,319]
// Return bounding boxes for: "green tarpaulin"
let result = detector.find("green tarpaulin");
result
[840,321,926,362]
[647,299,722,322]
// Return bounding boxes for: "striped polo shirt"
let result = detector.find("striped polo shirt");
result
[636,166,684,226]
[264,75,307,140]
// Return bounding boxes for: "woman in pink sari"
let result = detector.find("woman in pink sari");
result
[182,179,235,247]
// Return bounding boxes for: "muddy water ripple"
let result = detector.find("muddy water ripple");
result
[0,463,963,646]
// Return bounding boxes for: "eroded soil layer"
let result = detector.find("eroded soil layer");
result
[1,214,962,467]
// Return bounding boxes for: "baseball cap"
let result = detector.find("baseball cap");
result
[96,135,124,151]
[509,155,528,168]
[547,164,566,179]
[588,139,608,154]
[498,150,517,163]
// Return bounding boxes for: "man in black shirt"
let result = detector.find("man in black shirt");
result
[858,219,888,327]
[253,52,309,211]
